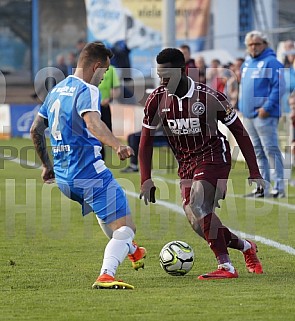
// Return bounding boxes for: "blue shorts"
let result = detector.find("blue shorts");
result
[57,169,130,224]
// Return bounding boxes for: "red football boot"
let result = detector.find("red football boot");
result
[243,240,263,274]
[198,264,238,280]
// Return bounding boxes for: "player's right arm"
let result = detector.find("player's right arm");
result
[139,126,156,205]
[30,115,55,183]
[139,90,161,205]
[82,111,134,161]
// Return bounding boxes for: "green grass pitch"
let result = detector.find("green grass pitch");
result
[1,138,295,321]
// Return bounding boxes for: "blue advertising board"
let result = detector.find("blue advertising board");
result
[10,104,40,138]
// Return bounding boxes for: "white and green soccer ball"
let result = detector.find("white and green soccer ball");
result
[159,241,194,276]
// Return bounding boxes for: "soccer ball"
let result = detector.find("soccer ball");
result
[159,241,194,276]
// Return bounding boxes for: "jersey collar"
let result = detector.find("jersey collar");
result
[168,77,195,100]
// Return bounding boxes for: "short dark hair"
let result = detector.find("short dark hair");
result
[179,44,191,52]
[156,48,185,68]
[78,42,113,67]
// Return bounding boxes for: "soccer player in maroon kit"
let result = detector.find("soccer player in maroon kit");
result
[139,48,265,279]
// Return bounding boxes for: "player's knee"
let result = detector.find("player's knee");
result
[189,180,214,219]
[189,200,209,219]
[184,204,206,239]
[189,192,210,220]
[113,226,135,240]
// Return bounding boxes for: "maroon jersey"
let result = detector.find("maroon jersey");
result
[142,79,237,179]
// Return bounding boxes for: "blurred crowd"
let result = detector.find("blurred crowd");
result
[50,38,295,116]
[49,37,295,170]
[186,39,295,170]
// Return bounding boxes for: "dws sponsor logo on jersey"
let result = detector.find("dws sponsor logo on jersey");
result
[167,118,201,135]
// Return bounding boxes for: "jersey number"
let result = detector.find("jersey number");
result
[50,99,62,141]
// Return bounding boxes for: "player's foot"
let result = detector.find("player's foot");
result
[269,189,285,198]
[128,243,147,270]
[121,165,139,173]
[198,264,238,280]
[244,187,264,198]
[243,240,263,274]
[92,274,134,290]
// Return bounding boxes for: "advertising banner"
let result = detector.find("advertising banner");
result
[10,104,40,138]
[85,0,210,77]
[0,104,11,138]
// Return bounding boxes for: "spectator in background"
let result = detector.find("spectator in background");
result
[33,50,81,102]
[283,40,295,68]
[195,55,207,83]
[226,57,245,109]
[239,30,286,198]
[290,91,295,126]
[111,40,131,81]
[206,58,225,93]
[54,54,68,78]
[220,61,233,102]
[98,63,121,160]
[111,40,136,105]
[75,38,86,61]
[233,57,244,83]
[281,49,295,114]
[44,54,69,92]
[179,44,196,73]
[289,92,295,162]
[67,51,77,75]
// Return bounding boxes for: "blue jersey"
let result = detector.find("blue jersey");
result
[38,75,106,183]
[239,48,285,118]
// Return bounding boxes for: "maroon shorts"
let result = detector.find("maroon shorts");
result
[180,163,231,206]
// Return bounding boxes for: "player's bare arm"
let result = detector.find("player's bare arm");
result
[30,115,55,183]
[139,126,156,204]
[83,111,134,160]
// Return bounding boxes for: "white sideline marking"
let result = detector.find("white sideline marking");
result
[2,154,295,256]
[0,153,40,168]
[126,185,295,256]
[230,229,295,255]
[154,176,295,210]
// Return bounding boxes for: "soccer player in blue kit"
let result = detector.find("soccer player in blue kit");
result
[30,42,146,290]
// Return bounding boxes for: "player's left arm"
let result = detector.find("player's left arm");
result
[30,115,55,183]
[218,100,265,189]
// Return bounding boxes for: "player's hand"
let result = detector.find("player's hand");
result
[41,166,55,184]
[140,179,156,205]
[248,177,265,191]
[116,145,134,161]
